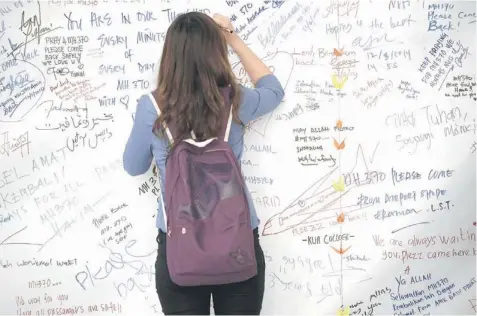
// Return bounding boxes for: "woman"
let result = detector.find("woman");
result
[123,12,285,315]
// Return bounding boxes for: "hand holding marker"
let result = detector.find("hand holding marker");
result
[212,13,234,33]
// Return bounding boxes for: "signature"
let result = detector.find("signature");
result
[323,0,360,18]
[452,40,470,68]
[0,70,34,96]
[20,1,42,42]
[37,99,89,119]
[8,1,62,59]
[0,131,31,158]
[0,97,24,118]
[46,66,71,80]
[352,33,395,51]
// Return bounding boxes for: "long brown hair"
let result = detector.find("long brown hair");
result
[152,12,241,143]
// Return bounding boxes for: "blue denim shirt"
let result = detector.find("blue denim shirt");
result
[123,74,285,232]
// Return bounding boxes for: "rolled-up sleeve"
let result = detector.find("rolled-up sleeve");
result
[238,74,285,124]
[123,95,156,176]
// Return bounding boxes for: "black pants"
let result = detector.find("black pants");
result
[155,228,266,315]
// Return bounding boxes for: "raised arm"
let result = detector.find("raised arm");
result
[238,74,285,124]
[123,95,155,176]
[227,32,272,85]
[213,14,285,124]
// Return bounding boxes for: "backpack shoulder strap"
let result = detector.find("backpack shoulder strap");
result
[148,93,174,144]
[147,93,169,228]
[223,106,233,142]
[218,87,233,142]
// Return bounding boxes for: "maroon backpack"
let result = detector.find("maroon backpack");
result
[148,88,257,286]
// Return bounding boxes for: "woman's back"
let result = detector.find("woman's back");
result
[124,73,284,230]
[122,12,285,315]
